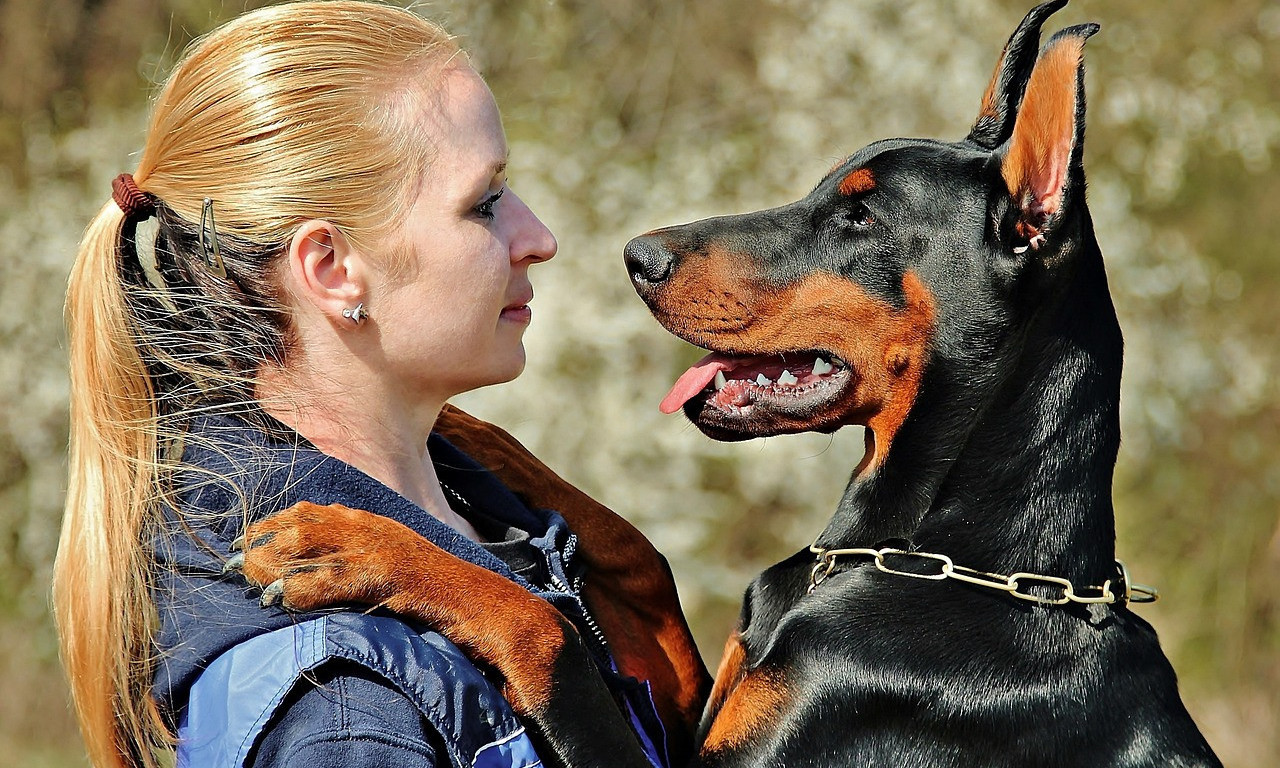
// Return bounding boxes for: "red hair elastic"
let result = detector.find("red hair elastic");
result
[111,173,156,221]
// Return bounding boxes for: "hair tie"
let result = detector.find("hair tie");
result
[111,173,157,221]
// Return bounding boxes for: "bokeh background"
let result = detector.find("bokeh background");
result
[2,0,1277,764]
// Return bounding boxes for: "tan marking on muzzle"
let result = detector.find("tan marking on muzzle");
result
[649,255,935,470]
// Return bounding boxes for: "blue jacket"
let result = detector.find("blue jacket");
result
[152,415,669,768]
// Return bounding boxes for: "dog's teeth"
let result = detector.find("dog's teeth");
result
[714,371,727,390]
[812,357,833,375]
[778,370,799,385]
[756,373,772,386]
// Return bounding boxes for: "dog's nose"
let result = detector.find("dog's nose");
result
[624,235,674,285]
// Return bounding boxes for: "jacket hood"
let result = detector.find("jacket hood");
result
[151,413,584,716]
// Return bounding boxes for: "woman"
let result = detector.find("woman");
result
[53,3,707,767]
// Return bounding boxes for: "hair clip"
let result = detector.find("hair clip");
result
[199,198,228,278]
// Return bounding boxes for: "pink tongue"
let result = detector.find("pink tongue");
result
[660,353,734,414]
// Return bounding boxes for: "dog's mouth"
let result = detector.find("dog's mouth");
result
[660,349,855,439]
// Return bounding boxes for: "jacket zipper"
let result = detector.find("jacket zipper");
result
[547,564,613,662]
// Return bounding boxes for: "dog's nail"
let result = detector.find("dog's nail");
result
[222,553,245,575]
[260,580,285,608]
[230,535,245,552]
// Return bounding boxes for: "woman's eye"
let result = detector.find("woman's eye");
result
[475,188,505,220]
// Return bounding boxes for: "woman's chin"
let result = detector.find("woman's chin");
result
[408,344,529,402]
[497,352,527,384]
[474,346,527,390]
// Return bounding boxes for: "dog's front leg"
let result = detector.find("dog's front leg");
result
[228,501,655,768]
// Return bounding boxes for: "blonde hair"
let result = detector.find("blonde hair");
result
[54,4,461,766]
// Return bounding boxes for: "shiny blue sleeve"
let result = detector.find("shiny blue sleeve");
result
[250,660,444,767]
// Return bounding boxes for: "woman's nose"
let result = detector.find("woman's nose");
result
[510,191,557,264]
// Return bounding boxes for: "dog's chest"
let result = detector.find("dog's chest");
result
[736,553,824,660]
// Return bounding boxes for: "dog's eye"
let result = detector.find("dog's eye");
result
[848,201,875,229]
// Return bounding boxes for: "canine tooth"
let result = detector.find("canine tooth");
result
[755,373,772,386]
[778,370,799,385]
[714,371,727,390]
[812,357,834,375]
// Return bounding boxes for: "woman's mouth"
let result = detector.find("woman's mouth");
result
[501,289,534,324]
[500,305,532,324]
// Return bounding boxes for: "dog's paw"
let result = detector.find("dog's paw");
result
[225,501,417,612]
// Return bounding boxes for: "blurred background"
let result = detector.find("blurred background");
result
[1,0,1276,764]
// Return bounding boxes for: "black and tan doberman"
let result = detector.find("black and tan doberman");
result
[622,1,1219,765]
[234,2,1220,765]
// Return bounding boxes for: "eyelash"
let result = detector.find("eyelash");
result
[475,187,505,220]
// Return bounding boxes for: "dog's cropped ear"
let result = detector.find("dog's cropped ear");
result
[996,24,1099,252]
[968,0,1068,149]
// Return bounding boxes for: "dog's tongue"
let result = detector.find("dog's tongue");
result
[660,353,734,414]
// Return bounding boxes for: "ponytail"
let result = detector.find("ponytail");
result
[56,202,168,768]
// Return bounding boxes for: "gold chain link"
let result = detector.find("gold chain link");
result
[807,545,1158,606]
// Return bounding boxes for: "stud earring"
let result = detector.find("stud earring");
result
[341,302,369,324]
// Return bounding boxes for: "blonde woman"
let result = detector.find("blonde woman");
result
[54,3,708,767]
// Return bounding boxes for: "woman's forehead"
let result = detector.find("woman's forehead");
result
[422,65,508,174]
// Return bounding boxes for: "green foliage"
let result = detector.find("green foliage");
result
[1,0,1275,765]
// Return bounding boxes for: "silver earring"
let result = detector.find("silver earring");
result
[341,302,368,324]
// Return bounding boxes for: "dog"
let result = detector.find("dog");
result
[620,1,1221,765]
[235,2,1220,765]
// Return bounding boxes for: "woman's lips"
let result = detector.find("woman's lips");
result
[501,288,534,324]
[500,305,532,324]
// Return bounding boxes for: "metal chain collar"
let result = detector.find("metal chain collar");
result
[807,545,1159,607]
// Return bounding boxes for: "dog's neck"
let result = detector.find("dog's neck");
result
[821,228,1122,584]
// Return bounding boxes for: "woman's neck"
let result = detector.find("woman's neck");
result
[255,364,483,541]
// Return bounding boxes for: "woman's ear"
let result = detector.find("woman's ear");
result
[286,220,369,324]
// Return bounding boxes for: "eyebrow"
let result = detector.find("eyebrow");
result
[838,168,876,196]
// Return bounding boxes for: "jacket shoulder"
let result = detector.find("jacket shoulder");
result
[179,614,541,768]
[251,660,442,767]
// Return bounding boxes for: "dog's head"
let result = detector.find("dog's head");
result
[626,1,1098,470]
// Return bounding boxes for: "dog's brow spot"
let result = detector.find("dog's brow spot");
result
[838,168,876,196]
